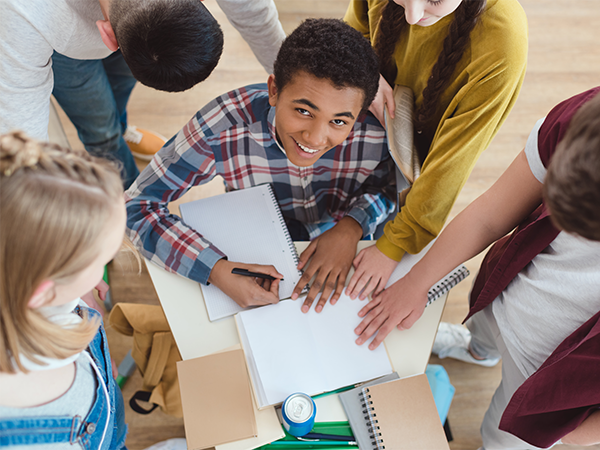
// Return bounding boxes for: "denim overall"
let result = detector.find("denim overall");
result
[0,307,128,449]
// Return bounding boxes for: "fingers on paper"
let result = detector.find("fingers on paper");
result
[297,240,317,271]
[300,270,346,314]
[347,271,382,301]
[354,298,392,350]
[355,285,427,349]
[347,246,396,300]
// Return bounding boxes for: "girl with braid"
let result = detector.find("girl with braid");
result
[342,0,528,335]
[0,132,128,449]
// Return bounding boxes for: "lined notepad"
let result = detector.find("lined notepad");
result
[179,184,302,321]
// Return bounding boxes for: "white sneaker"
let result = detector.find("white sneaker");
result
[432,322,500,367]
[142,438,187,450]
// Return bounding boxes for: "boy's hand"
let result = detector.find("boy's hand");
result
[354,274,428,350]
[346,245,397,300]
[208,259,283,308]
[368,74,395,126]
[292,217,362,313]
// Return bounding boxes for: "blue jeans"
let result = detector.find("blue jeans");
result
[0,308,128,449]
[51,51,140,188]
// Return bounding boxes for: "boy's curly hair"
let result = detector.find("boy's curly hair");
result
[545,92,600,241]
[110,0,223,92]
[273,18,380,111]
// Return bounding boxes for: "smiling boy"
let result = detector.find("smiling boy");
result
[125,19,395,311]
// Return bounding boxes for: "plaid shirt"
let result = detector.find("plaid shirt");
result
[125,84,395,285]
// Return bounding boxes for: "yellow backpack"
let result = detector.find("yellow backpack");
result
[109,303,183,418]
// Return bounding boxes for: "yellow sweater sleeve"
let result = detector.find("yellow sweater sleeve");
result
[343,0,371,39]
[377,0,528,260]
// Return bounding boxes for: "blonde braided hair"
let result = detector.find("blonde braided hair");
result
[0,131,124,373]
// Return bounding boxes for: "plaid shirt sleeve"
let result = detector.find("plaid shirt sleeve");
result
[125,113,229,286]
[304,156,396,240]
[345,157,396,237]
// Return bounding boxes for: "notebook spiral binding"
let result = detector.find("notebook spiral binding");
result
[266,184,301,270]
[426,264,470,306]
[360,387,386,450]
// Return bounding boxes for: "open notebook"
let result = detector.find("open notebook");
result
[179,184,302,321]
[235,241,469,410]
[235,294,394,409]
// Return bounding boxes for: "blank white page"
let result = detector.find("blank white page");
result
[180,184,302,321]
[236,294,393,408]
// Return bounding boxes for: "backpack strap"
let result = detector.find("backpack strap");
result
[129,390,159,414]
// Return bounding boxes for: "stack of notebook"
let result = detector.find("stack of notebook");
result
[340,373,450,450]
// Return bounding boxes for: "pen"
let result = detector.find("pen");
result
[311,384,358,400]
[301,433,355,442]
[231,267,280,281]
[264,441,357,448]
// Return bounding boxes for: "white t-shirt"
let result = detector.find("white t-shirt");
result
[0,0,285,140]
[0,0,109,140]
[492,118,600,378]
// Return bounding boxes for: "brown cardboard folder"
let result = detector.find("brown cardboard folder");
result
[177,348,257,449]
[361,373,449,450]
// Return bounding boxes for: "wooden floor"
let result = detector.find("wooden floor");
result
[55,1,600,449]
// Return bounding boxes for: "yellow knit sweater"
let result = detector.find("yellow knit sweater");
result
[345,0,528,260]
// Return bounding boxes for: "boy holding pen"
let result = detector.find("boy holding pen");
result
[125,19,395,310]
[355,88,600,448]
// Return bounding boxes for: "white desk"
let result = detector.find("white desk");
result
[145,240,446,422]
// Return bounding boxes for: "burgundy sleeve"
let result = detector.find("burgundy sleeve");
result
[537,87,600,168]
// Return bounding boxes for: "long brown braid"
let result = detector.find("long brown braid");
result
[375,0,486,162]
[374,1,408,86]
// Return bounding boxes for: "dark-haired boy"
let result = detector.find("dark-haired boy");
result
[0,0,285,187]
[126,18,396,311]
[354,87,600,448]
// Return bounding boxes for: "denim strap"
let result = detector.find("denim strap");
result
[0,415,83,446]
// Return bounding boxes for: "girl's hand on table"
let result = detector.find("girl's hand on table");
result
[354,274,428,350]
[346,245,397,300]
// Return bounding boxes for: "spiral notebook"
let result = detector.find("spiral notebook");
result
[179,184,302,322]
[426,264,469,305]
[384,239,470,307]
[358,374,450,450]
[338,372,400,450]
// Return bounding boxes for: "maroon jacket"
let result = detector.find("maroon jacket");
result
[466,87,600,448]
